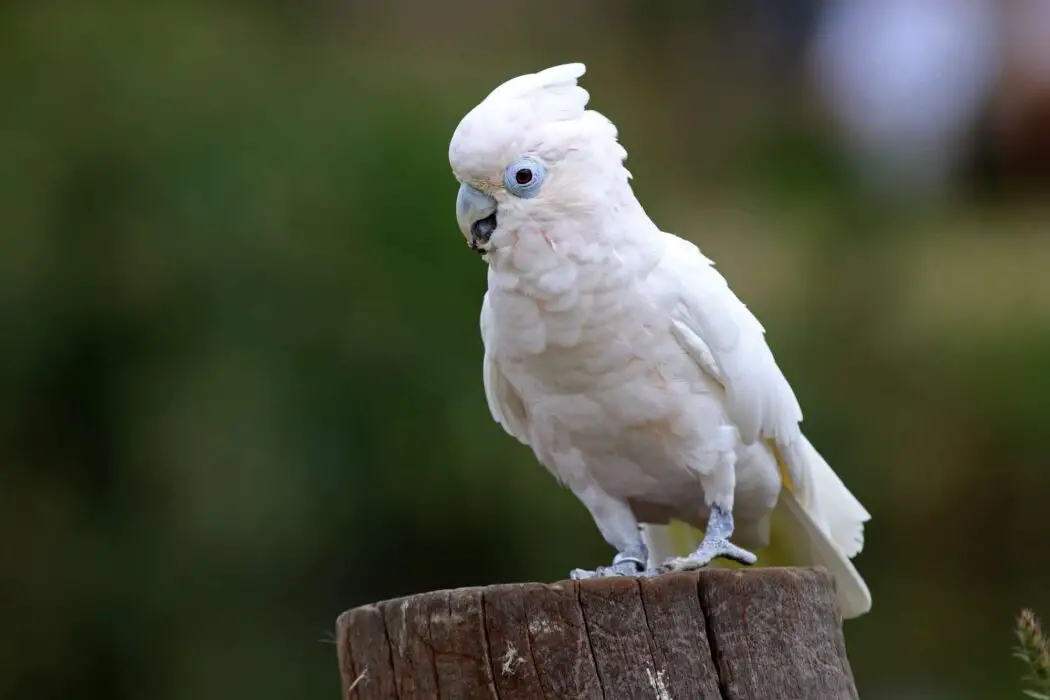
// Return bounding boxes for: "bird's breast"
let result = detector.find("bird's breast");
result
[488,263,662,387]
[484,222,705,428]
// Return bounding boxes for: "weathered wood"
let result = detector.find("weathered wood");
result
[336,566,859,700]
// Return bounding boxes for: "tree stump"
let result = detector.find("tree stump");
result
[336,567,859,700]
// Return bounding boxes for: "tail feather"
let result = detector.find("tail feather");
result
[779,435,872,618]
[793,435,870,558]
[775,493,872,618]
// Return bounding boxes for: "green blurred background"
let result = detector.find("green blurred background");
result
[3,1,1050,698]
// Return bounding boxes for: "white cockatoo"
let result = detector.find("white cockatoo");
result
[449,64,872,618]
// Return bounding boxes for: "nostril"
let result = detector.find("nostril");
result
[470,212,498,243]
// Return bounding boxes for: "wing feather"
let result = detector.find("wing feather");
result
[663,235,804,481]
[480,293,531,445]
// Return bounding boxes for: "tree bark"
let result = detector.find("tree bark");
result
[336,566,859,700]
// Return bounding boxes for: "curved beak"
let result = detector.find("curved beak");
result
[456,182,498,253]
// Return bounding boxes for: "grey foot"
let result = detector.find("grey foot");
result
[662,537,757,571]
[661,504,757,571]
[570,549,655,580]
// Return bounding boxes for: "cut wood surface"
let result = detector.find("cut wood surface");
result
[336,566,859,700]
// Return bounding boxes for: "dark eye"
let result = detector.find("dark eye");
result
[503,156,547,198]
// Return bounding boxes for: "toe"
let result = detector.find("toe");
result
[611,561,644,577]
[727,546,758,565]
[658,537,758,571]
[721,540,758,565]
[662,555,707,572]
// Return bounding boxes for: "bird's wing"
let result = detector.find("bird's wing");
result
[663,234,871,572]
[661,234,804,485]
[480,292,531,446]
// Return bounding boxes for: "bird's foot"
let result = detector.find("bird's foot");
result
[661,537,757,571]
[570,549,660,580]
[660,504,757,571]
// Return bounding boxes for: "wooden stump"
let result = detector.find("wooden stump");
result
[336,567,859,700]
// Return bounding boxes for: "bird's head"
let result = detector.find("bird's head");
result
[448,63,631,257]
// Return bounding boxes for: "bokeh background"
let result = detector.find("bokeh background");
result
[4,0,1050,698]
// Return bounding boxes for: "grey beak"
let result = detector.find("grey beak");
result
[456,182,498,251]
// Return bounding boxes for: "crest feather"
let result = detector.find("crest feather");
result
[449,63,619,177]
[482,63,589,124]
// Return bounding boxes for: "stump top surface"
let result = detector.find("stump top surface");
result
[337,566,858,700]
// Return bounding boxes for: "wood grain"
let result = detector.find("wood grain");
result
[336,567,859,700]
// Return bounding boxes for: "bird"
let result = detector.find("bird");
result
[448,63,872,618]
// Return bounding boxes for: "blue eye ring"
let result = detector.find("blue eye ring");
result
[503,156,547,199]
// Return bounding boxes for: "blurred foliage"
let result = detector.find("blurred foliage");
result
[1016,609,1050,699]
[2,1,1049,699]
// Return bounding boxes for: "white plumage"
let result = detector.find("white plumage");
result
[450,63,872,619]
